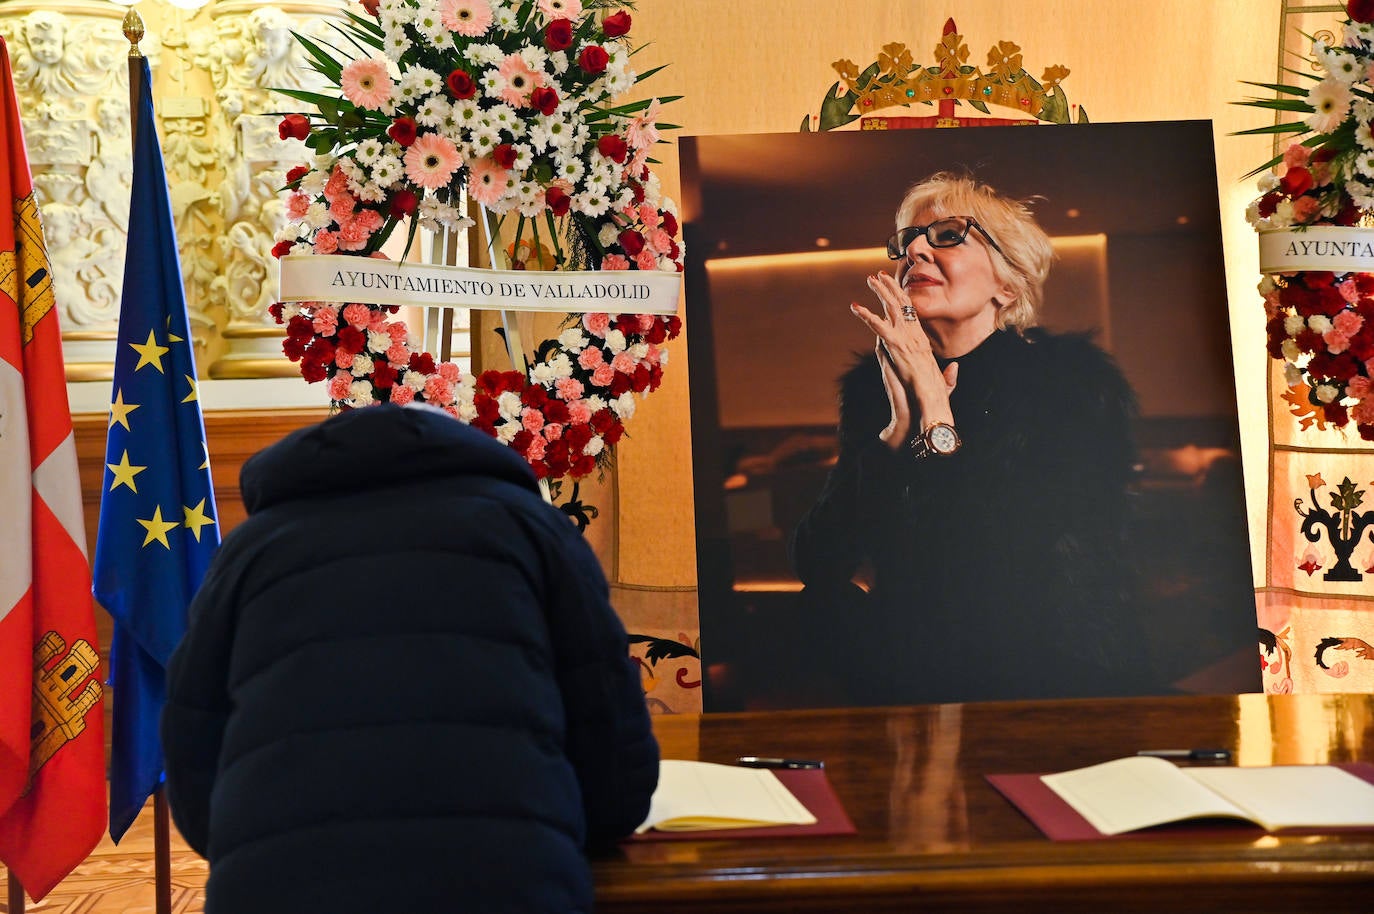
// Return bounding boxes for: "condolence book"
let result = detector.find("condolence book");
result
[989,758,1374,840]
[635,760,817,833]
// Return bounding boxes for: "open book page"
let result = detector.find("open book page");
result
[1183,765,1374,831]
[1040,757,1254,835]
[635,760,818,833]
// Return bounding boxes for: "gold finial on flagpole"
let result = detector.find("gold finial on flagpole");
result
[124,9,145,58]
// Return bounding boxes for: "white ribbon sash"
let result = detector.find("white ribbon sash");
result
[279,253,681,315]
[1258,226,1374,274]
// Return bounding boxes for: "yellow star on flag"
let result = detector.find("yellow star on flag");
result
[182,374,199,404]
[107,449,148,493]
[182,498,216,542]
[130,329,170,373]
[137,505,180,549]
[109,388,140,430]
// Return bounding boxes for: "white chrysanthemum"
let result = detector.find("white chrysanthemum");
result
[493,5,519,29]
[558,328,587,352]
[416,96,453,128]
[511,143,534,171]
[518,45,549,73]
[658,348,670,367]
[554,154,586,186]
[604,328,627,353]
[356,138,384,164]
[547,50,569,75]
[1319,46,1363,83]
[1284,314,1306,336]
[497,390,523,419]
[1306,78,1354,133]
[399,66,444,100]
[496,421,520,443]
[487,103,526,138]
[1285,362,1304,387]
[338,156,367,184]
[1355,151,1374,179]
[526,122,554,152]
[613,391,637,419]
[1309,314,1334,334]
[464,43,505,67]
[601,66,634,97]
[583,435,605,457]
[573,189,612,217]
[1315,384,1340,403]
[370,155,403,188]
[479,69,507,100]
[548,353,574,379]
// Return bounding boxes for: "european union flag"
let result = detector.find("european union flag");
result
[93,57,219,843]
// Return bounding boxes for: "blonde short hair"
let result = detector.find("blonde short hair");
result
[895,173,1052,331]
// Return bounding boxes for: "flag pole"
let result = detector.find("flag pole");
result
[8,869,25,914]
[122,11,171,914]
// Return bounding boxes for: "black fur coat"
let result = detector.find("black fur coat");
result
[790,328,1160,704]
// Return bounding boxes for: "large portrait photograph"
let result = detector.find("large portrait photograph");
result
[682,121,1261,711]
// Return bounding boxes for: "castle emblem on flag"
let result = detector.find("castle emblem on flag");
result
[26,631,102,790]
[0,192,53,344]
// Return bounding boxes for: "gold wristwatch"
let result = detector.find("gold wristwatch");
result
[908,421,961,459]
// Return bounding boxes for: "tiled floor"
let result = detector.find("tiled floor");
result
[1,800,205,914]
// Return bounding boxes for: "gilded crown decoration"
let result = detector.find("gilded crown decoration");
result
[805,18,1086,131]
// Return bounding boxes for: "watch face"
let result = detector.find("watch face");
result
[929,424,959,455]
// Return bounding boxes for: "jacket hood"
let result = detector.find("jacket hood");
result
[240,404,539,514]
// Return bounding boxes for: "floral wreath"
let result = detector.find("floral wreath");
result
[266,0,683,484]
[1241,0,1374,438]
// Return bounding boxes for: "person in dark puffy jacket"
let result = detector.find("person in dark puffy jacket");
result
[161,402,658,914]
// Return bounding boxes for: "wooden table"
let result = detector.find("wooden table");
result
[593,692,1374,912]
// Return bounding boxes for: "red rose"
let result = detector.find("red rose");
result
[492,143,518,169]
[530,85,560,115]
[278,113,311,141]
[601,10,632,37]
[545,18,574,51]
[361,0,382,16]
[447,69,477,99]
[286,164,310,184]
[1280,166,1314,197]
[596,134,628,163]
[389,188,418,217]
[577,45,609,75]
[388,116,418,146]
[545,185,571,217]
[1350,0,1374,24]
[271,240,295,258]
[617,228,644,256]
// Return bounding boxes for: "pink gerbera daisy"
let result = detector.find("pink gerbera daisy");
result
[497,54,542,107]
[538,0,582,18]
[340,58,394,110]
[404,132,463,189]
[440,0,494,37]
[466,155,509,206]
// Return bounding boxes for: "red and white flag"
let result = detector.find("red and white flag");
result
[0,37,107,900]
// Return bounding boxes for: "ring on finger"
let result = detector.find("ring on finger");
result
[900,304,918,322]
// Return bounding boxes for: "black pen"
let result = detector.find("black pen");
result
[1136,748,1231,762]
[736,756,825,770]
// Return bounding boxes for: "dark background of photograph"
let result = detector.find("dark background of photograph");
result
[681,120,1261,711]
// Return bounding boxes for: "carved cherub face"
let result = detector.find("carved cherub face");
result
[25,13,64,66]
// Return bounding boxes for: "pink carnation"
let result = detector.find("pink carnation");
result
[312,307,339,335]
[334,349,356,369]
[637,203,661,227]
[634,247,659,271]
[1283,143,1311,169]
[645,227,673,254]
[567,399,591,424]
[424,375,455,404]
[338,219,372,251]
[578,347,604,369]
[601,254,631,271]
[1335,310,1364,335]
[583,312,611,336]
[313,229,339,254]
[328,374,352,399]
[1338,281,1361,303]
[591,364,615,387]
[543,423,563,441]
[522,408,545,432]
[611,351,636,374]
[555,377,584,400]
[1349,376,1374,401]
[637,314,656,331]
[325,167,350,199]
[438,361,461,382]
[1353,397,1374,425]
[387,343,410,366]
[330,192,357,221]
[342,303,373,329]
[390,385,415,405]
[1291,196,1321,223]
[286,192,311,219]
[525,436,546,461]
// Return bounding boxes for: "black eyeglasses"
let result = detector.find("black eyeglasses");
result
[885,216,1005,261]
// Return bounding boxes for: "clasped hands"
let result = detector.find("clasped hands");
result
[850,272,957,451]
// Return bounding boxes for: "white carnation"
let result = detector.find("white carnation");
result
[613,391,637,419]
[583,435,605,457]
[349,380,375,404]
[1281,337,1302,361]
[1308,314,1334,334]
[559,328,588,351]
[497,390,523,419]
[1285,362,1304,387]
[549,353,574,378]
[496,421,520,443]
[530,362,557,385]
[1315,383,1340,403]
[604,329,627,353]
